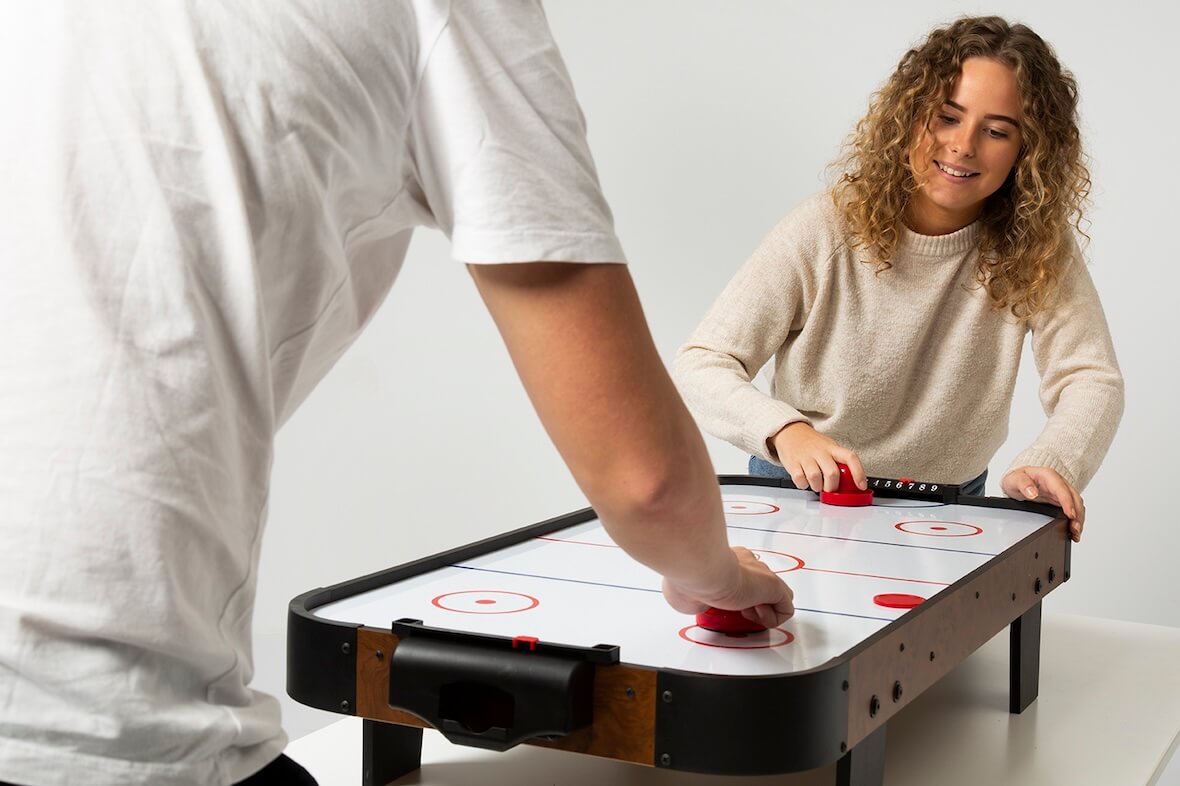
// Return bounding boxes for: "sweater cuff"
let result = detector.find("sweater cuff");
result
[1006,448,1077,489]
[741,399,811,464]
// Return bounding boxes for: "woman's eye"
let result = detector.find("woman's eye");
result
[985,127,1009,139]
[937,114,958,124]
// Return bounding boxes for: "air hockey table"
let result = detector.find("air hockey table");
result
[287,474,1070,786]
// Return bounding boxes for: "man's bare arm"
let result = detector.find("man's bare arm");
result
[467,262,792,625]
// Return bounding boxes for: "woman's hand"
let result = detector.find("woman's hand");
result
[769,422,867,492]
[1001,466,1085,542]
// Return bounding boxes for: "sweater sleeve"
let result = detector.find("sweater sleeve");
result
[672,201,828,463]
[1006,241,1125,490]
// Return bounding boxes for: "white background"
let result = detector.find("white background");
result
[251,2,1180,777]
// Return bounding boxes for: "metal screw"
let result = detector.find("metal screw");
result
[899,642,905,652]
[892,682,903,702]
[375,649,384,661]
[1048,567,1056,583]
[841,680,849,692]
[869,695,881,717]
[625,687,635,699]
[659,753,672,767]
[341,642,351,655]
[929,651,936,662]
[1034,578,1043,595]
[662,690,673,703]
[340,700,351,712]
[1011,592,1017,601]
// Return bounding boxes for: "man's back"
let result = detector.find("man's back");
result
[0,3,623,783]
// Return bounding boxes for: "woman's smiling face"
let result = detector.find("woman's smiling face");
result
[907,56,1024,235]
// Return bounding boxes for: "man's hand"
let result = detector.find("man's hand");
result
[467,262,794,619]
[769,421,867,493]
[1001,466,1085,542]
[661,546,795,629]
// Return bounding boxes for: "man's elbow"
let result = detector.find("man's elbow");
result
[588,457,715,531]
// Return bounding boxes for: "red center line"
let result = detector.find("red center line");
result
[800,567,949,586]
[537,535,617,548]
[540,536,949,586]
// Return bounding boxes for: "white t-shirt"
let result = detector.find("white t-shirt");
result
[0,2,624,784]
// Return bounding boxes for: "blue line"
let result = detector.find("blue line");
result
[725,524,998,557]
[449,565,895,623]
[794,607,893,622]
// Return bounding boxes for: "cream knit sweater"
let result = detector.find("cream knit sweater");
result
[673,193,1124,490]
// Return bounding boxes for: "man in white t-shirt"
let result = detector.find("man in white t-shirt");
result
[0,2,793,784]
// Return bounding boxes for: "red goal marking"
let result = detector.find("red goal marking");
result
[873,593,926,609]
[895,520,983,537]
[679,625,795,649]
[723,499,781,515]
[750,549,805,574]
[432,590,540,614]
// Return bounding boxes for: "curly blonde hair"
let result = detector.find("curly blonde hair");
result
[833,16,1090,318]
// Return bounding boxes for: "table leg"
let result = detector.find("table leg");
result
[362,720,423,786]
[835,722,886,786]
[1009,599,1043,714]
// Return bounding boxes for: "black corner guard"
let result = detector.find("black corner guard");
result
[287,592,359,715]
[388,619,618,751]
[655,663,851,775]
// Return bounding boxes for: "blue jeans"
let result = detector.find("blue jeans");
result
[747,455,988,496]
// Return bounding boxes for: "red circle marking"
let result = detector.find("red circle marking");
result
[432,590,540,614]
[895,520,983,537]
[750,549,805,574]
[678,625,795,649]
[724,499,781,515]
[874,593,925,609]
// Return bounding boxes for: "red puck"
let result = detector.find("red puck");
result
[695,607,767,633]
[819,463,874,506]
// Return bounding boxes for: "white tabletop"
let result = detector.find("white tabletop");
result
[313,485,1052,676]
[287,613,1180,786]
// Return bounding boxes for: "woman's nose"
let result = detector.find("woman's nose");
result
[948,127,975,158]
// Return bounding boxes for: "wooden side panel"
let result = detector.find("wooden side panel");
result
[356,628,428,728]
[527,661,657,765]
[845,519,1069,746]
[353,627,657,765]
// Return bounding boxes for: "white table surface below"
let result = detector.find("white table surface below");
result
[286,613,1180,786]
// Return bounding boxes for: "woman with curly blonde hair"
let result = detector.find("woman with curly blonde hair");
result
[674,16,1123,541]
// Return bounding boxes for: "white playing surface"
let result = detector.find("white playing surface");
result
[314,485,1053,676]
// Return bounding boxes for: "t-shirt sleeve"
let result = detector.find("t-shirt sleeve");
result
[408,1,625,265]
